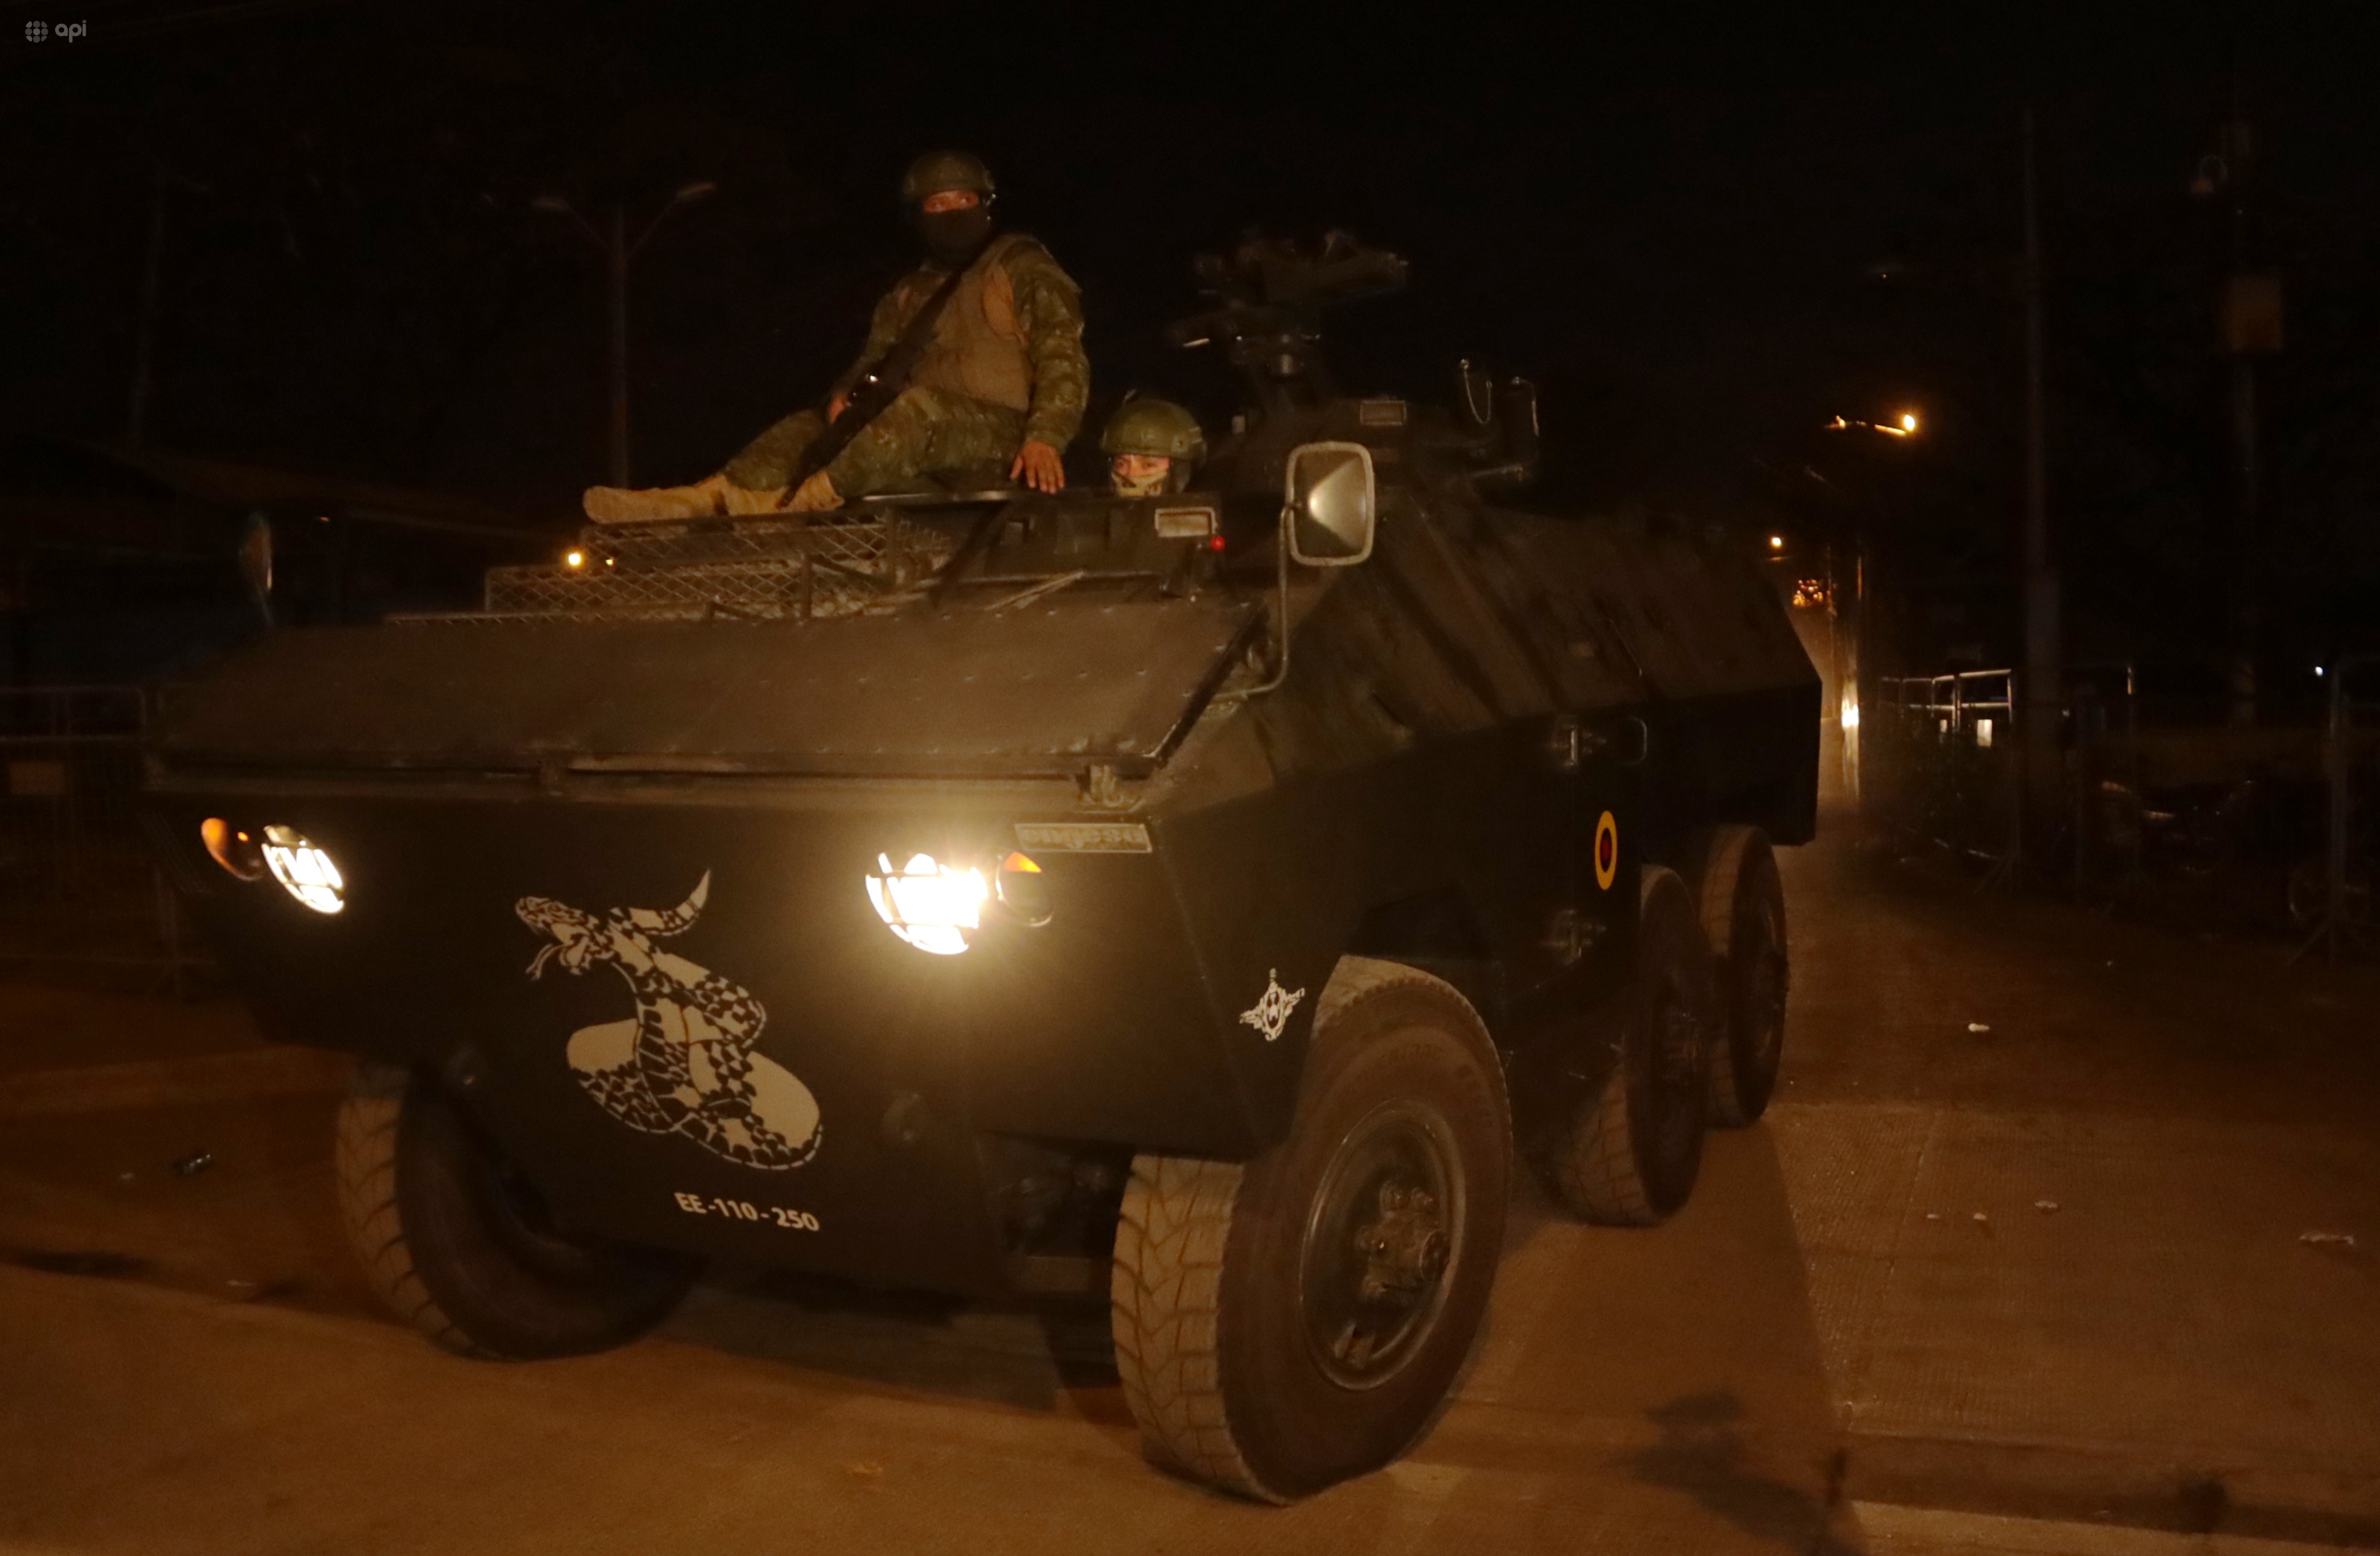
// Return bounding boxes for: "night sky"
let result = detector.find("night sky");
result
[6,2,2379,668]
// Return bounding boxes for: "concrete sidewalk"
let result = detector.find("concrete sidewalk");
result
[1775,833,2380,1546]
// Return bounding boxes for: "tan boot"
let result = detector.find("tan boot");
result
[581,473,734,524]
[786,471,840,513]
[720,480,793,515]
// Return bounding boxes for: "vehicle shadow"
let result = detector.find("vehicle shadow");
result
[1628,1391,1856,1556]
[662,1262,1123,1418]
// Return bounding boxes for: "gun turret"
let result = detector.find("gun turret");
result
[1166,232,1409,417]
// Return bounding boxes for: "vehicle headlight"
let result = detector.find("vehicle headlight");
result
[261,825,344,915]
[866,853,987,955]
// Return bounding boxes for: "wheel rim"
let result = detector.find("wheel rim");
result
[1651,974,1703,1157]
[462,1124,615,1283]
[1297,1097,1465,1392]
[1740,896,1787,1074]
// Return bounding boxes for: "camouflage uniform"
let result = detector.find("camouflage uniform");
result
[724,234,1088,497]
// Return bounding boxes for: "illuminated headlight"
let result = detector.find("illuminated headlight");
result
[866,853,987,955]
[262,825,345,915]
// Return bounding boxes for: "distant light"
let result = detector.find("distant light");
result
[565,549,586,569]
[1900,412,1920,433]
[1769,535,1785,550]
[2316,665,2327,677]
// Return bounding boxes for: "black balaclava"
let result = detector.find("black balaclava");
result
[918,201,994,269]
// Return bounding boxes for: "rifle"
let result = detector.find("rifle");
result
[788,243,990,489]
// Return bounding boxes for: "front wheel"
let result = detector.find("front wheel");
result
[335,1062,699,1359]
[1110,958,1511,1502]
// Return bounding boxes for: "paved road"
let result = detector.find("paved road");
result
[2,822,2376,1554]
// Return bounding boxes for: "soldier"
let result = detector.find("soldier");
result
[1101,398,1206,496]
[586,151,1088,521]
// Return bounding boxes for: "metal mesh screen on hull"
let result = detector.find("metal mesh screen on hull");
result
[391,514,959,626]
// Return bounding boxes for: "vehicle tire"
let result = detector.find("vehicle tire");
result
[335,1061,699,1360]
[1533,865,1711,1225]
[1692,826,1789,1127]
[1110,957,1511,1503]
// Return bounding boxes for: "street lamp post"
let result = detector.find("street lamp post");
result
[535,180,717,487]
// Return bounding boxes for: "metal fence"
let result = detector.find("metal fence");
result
[1864,662,2380,958]
[1871,670,2022,884]
[0,685,202,987]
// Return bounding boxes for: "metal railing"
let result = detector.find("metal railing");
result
[1864,662,2379,957]
[0,685,202,988]
[1872,670,2023,881]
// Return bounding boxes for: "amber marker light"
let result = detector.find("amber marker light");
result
[199,817,266,881]
[995,850,1053,927]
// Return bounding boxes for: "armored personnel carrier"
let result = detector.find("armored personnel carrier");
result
[144,235,1817,1503]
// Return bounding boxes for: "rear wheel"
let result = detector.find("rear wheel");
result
[1110,958,1511,1502]
[335,1061,698,1359]
[1692,826,1789,1127]
[1534,865,1711,1225]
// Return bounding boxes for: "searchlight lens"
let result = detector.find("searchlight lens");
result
[866,852,987,955]
[262,825,345,914]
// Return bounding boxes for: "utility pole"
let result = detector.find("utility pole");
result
[2019,106,2062,847]
[127,166,169,447]
[2194,115,2279,727]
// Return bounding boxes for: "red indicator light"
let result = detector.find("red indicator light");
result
[1207,535,1227,552]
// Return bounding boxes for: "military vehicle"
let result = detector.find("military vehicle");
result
[144,234,1817,1503]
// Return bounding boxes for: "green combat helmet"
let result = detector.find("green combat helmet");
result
[1101,398,1206,497]
[900,150,997,206]
[1100,398,1207,462]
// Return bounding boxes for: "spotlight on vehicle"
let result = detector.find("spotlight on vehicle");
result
[262,826,345,914]
[866,852,988,955]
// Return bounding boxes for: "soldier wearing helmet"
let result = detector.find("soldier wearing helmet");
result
[585,151,1088,521]
[1102,398,1206,497]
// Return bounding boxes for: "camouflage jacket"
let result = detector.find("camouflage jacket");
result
[831,234,1088,453]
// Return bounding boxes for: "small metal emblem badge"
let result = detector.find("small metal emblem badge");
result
[1239,968,1307,1043]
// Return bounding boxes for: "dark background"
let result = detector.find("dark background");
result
[4,1,2377,675]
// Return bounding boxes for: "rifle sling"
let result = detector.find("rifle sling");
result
[792,244,995,486]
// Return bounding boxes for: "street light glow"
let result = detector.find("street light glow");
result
[1900,411,1920,432]
[1769,535,1785,550]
